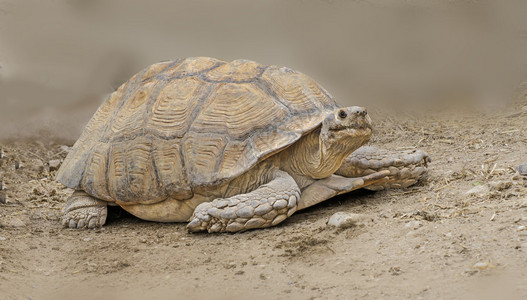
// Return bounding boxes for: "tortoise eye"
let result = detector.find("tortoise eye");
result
[338,110,347,119]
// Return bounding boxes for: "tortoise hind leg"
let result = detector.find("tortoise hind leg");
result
[62,190,108,229]
[187,168,300,233]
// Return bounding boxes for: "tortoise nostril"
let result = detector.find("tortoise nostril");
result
[354,108,367,116]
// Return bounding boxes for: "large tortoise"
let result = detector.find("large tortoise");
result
[56,57,430,233]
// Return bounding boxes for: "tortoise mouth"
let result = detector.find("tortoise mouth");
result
[328,121,372,133]
[327,125,372,145]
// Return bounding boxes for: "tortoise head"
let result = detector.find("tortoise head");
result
[320,106,372,155]
[281,106,373,179]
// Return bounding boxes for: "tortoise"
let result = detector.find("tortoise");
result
[56,57,430,233]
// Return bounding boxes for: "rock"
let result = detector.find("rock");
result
[389,266,402,275]
[32,159,45,170]
[60,145,71,153]
[327,212,369,229]
[473,262,494,270]
[0,236,6,241]
[518,163,527,175]
[48,159,61,171]
[405,220,422,229]
[488,180,511,191]
[465,184,490,198]
[0,216,26,228]
[489,213,496,221]
[0,191,6,204]
[225,262,237,269]
[517,225,526,232]
[406,228,424,237]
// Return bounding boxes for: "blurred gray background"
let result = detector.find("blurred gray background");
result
[1,0,527,141]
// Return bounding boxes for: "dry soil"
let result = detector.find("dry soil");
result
[1,101,527,300]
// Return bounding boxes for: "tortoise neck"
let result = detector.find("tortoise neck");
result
[281,128,350,180]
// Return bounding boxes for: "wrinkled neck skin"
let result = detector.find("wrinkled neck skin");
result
[280,126,369,189]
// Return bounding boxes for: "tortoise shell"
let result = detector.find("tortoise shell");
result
[56,57,339,204]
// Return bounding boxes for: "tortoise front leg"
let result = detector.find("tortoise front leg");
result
[187,169,300,233]
[62,190,108,229]
[297,171,389,210]
[335,146,431,191]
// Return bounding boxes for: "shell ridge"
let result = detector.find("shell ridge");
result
[213,136,230,177]
[105,67,150,136]
[149,142,163,197]
[253,77,293,115]
[164,60,225,81]
[103,143,112,199]
[143,59,183,82]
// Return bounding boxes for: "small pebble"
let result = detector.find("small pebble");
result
[406,229,423,237]
[465,184,490,198]
[48,159,61,171]
[0,192,6,204]
[378,211,391,219]
[60,145,70,153]
[518,163,527,175]
[0,216,26,228]
[0,236,6,241]
[488,180,511,191]
[327,212,369,229]
[83,237,92,242]
[33,159,45,170]
[225,262,237,269]
[405,221,422,229]
[473,262,494,270]
[517,225,526,232]
[489,213,496,221]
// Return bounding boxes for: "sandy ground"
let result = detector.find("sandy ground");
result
[2,1,527,299]
[1,99,527,300]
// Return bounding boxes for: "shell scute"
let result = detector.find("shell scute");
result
[146,76,206,139]
[190,82,289,139]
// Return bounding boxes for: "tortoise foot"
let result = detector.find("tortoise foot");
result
[336,146,431,191]
[62,191,107,229]
[188,169,300,233]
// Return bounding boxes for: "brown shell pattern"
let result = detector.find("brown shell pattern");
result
[56,57,338,204]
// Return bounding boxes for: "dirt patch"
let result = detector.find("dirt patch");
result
[1,100,527,299]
